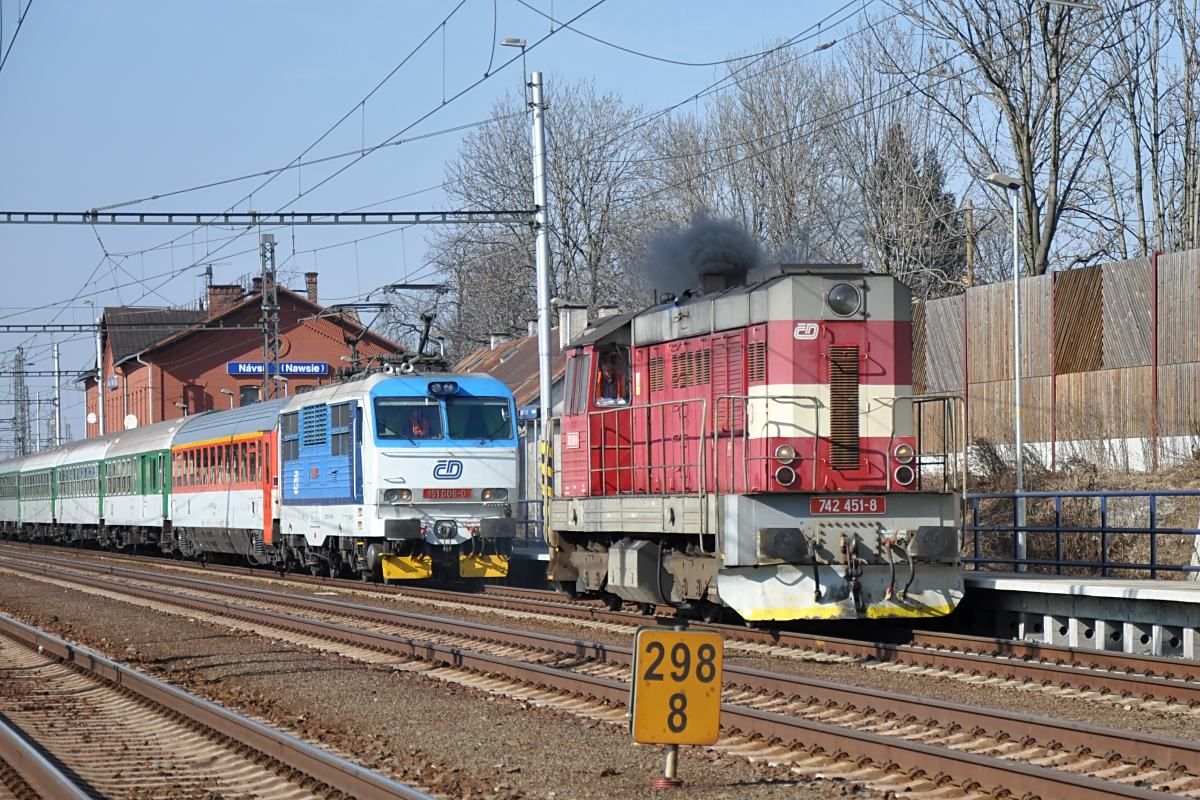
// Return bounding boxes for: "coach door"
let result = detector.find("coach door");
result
[256,435,275,546]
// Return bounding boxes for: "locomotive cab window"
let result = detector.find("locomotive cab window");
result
[446,397,513,442]
[563,351,592,416]
[594,346,630,406]
[374,398,442,441]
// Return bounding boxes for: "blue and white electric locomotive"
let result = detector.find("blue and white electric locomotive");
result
[273,371,519,580]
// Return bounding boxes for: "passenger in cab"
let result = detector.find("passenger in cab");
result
[596,351,629,406]
[409,410,429,437]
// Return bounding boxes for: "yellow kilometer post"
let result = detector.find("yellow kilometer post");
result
[380,555,433,580]
[459,554,510,578]
[630,626,723,788]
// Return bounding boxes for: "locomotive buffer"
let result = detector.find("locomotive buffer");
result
[630,624,723,788]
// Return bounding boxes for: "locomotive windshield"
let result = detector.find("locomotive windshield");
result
[445,396,513,442]
[374,398,442,441]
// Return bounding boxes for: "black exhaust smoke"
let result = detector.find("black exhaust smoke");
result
[645,214,766,298]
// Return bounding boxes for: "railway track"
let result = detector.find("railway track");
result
[4,541,1198,712]
[1,550,1197,799]
[0,612,431,800]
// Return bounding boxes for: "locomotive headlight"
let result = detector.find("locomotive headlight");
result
[893,443,915,464]
[774,465,797,486]
[774,444,796,464]
[893,464,916,486]
[481,488,508,502]
[826,282,862,317]
[383,488,412,503]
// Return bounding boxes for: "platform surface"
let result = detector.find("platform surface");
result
[965,571,1200,603]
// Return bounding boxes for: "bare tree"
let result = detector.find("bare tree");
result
[413,81,652,356]
[865,122,967,297]
[895,0,1124,275]
[644,47,863,261]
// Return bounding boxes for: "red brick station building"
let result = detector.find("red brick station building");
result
[79,273,400,438]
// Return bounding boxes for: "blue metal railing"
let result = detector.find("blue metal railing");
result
[963,490,1200,577]
[511,499,544,543]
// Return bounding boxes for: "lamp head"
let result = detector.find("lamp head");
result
[985,172,1021,191]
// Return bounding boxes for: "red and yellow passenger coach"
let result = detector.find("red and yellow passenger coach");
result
[547,264,962,622]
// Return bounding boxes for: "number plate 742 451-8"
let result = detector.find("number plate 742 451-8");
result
[809,496,887,515]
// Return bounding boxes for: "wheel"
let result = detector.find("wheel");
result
[551,580,579,599]
[638,603,655,616]
[604,594,623,612]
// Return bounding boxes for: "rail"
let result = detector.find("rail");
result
[0,613,433,799]
[963,489,1200,577]
[0,714,90,800]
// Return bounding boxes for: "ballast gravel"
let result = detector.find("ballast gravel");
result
[16,549,1200,743]
[0,574,844,800]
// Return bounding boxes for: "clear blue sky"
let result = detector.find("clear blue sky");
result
[0,0,863,435]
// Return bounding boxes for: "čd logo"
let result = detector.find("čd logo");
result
[433,459,464,480]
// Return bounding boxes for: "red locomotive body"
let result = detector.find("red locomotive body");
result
[547,265,962,621]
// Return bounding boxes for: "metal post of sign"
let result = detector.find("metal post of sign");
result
[659,746,680,789]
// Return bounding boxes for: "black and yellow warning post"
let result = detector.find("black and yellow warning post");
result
[629,623,724,789]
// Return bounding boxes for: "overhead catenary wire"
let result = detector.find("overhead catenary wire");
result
[604,0,1154,211]
[513,0,858,67]
[82,0,610,328]
[0,0,32,78]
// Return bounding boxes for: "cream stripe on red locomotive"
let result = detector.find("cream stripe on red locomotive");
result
[744,383,914,440]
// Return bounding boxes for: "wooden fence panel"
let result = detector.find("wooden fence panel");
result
[1157,250,1200,365]
[1055,367,1153,441]
[1100,256,1153,368]
[912,300,927,395]
[1022,275,1052,378]
[967,377,1050,445]
[924,295,965,393]
[967,283,1011,383]
[1157,362,1200,437]
[1054,266,1103,374]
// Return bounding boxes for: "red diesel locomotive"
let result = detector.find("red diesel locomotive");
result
[546,264,962,622]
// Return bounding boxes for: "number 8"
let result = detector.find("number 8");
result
[696,643,716,683]
[667,692,687,733]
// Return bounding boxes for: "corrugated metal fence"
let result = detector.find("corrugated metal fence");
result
[914,248,1200,469]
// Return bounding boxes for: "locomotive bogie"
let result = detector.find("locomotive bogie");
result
[550,490,962,620]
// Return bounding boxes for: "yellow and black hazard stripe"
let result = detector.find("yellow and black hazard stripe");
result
[538,439,554,499]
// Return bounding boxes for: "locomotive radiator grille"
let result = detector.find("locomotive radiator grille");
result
[828,346,860,469]
[747,341,766,382]
[649,357,664,392]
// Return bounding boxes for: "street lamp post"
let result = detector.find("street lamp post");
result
[985,171,1025,570]
[219,388,235,409]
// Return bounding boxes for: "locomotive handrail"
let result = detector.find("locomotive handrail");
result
[713,393,822,492]
[878,393,967,505]
[583,399,709,527]
[868,393,965,497]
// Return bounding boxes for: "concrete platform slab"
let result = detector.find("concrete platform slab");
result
[964,572,1200,660]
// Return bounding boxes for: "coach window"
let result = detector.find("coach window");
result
[331,403,352,455]
[248,442,259,482]
[240,385,260,407]
[281,413,300,461]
